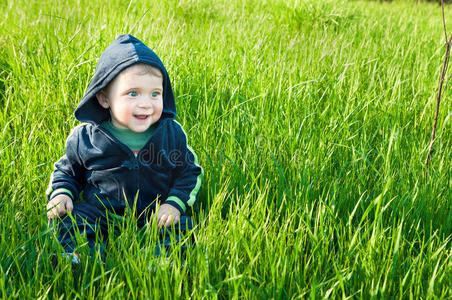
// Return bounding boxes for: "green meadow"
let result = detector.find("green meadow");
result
[0,0,451,298]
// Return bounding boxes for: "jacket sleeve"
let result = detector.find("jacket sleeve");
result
[164,121,203,215]
[45,126,86,202]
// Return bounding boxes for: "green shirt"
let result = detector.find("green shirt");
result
[101,120,156,155]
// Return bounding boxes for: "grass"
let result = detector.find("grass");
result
[0,0,451,298]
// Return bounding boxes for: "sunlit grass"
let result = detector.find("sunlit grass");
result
[0,0,451,298]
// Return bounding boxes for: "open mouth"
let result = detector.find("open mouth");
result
[134,114,150,120]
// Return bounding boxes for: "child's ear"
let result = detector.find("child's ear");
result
[96,91,110,109]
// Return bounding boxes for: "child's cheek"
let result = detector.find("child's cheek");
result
[118,104,133,121]
[156,100,164,115]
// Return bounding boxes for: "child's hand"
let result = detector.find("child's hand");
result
[156,204,181,229]
[47,194,73,220]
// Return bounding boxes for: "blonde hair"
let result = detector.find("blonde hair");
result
[133,63,163,78]
[104,63,163,93]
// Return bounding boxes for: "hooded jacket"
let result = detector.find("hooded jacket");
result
[46,34,203,215]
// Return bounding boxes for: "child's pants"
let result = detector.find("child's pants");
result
[51,202,194,257]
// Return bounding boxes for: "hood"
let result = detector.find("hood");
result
[74,34,176,124]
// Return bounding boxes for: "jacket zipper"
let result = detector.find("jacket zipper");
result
[94,122,164,208]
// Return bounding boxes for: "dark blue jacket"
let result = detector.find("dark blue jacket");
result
[46,34,203,215]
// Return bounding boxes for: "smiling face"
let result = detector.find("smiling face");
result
[96,63,164,132]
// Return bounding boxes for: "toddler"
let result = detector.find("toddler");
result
[46,34,203,261]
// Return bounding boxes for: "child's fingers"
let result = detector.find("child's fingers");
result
[164,215,173,228]
[56,202,67,217]
[47,200,59,219]
[158,214,168,228]
[65,200,73,213]
[164,214,180,228]
[46,204,53,219]
[50,207,58,219]
[47,209,54,219]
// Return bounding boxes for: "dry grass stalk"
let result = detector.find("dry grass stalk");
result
[425,0,450,174]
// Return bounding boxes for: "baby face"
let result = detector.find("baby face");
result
[97,64,164,132]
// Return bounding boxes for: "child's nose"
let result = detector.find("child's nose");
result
[137,97,152,108]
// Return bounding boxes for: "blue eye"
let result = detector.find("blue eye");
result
[151,91,160,97]
[128,91,137,97]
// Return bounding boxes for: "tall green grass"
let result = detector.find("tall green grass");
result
[0,0,451,298]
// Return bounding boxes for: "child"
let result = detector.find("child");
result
[46,34,203,261]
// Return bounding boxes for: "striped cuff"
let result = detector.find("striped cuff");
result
[164,196,186,214]
[49,188,74,201]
